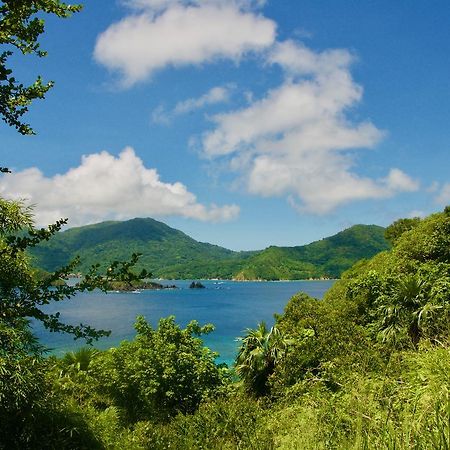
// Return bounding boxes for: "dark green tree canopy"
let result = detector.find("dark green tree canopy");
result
[384,217,421,245]
[0,0,81,134]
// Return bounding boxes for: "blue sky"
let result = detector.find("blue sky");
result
[1,0,449,250]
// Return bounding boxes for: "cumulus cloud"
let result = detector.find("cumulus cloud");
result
[0,147,239,226]
[152,85,232,124]
[199,40,418,214]
[94,4,418,216]
[94,1,276,86]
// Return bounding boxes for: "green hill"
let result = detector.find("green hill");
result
[30,218,389,280]
[233,224,390,280]
[30,218,254,279]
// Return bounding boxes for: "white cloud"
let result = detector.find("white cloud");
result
[199,40,418,214]
[94,2,276,86]
[382,168,419,193]
[152,85,232,124]
[268,40,354,78]
[0,147,239,226]
[174,85,231,114]
[436,183,450,205]
[202,80,372,157]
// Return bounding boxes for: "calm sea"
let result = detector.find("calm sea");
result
[34,280,334,364]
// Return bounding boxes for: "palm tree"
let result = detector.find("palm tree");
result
[378,274,441,347]
[235,321,287,396]
[61,347,98,375]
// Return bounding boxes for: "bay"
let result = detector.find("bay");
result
[34,280,334,364]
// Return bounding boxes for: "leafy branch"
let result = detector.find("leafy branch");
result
[0,0,82,134]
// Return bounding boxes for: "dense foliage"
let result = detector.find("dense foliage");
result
[89,316,225,423]
[1,4,448,446]
[0,200,148,448]
[30,218,389,280]
[1,207,449,448]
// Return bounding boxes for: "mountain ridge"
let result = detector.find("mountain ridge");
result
[30,218,390,280]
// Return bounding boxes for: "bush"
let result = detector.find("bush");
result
[90,316,227,422]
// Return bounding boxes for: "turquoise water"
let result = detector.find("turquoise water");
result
[34,280,334,364]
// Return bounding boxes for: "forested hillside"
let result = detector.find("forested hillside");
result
[30,218,255,279]
[234,224,389,279]
[31,218,389,280]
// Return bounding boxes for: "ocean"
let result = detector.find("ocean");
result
[34,279,335,364]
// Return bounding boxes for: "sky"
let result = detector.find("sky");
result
[1,0,449,251]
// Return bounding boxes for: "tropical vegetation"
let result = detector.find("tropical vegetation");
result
[30,218,390,280]
[1,203,449,448]
[1,3,449,448]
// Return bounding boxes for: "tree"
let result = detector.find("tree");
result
[0,0,82,135]
[0,36,147,338]
[384,217,421,245]
[0,0,149,390]
[61,346,99,375]
[0,198,150,343]
[0,200,150,447]
[0,5,148,446]
[91,316,225,422]
[235,321,288,396]
[345,208,450,349]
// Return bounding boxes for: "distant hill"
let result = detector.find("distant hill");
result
[30,218,390,280]
[233,224,390,280]
[30,218,255,279]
